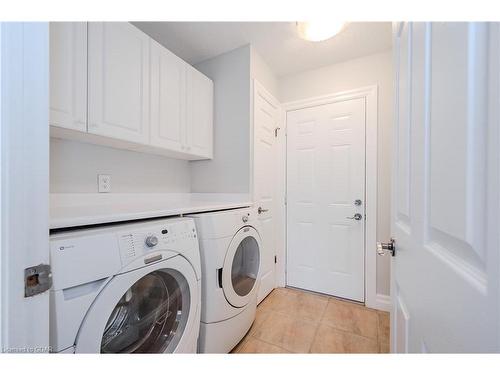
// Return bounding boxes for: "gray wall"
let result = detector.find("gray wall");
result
[190,45,252,193]
[50,138,191,193]
[278,50,393,296]
[250,46,279,99]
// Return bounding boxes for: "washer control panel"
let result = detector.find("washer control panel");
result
[145,235,159,248]
[117,219,197,265]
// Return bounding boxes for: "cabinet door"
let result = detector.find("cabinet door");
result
[88,22,150,144]
[49,22,87,132]
[150,39,186,152]
[186,66,214,159]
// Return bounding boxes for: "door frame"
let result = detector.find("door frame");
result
[281,85,380,309]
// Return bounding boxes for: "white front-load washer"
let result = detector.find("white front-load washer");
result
[187,208,262,353]
[49,217,201,353]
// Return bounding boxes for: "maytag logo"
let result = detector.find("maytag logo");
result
[59,245,75,251]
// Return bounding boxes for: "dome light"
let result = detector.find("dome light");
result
[296,21,348,42]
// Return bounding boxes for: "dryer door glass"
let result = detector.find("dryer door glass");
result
[231,235,260,297]
[100,269,190,353]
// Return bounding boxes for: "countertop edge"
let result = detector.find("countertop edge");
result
[49,200,253,230]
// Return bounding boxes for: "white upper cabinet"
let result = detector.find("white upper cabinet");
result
[50,22,213,160]
[186,65,214,159]
[150,39,186,153]
[49,22,87,132]
[88,22,150,145]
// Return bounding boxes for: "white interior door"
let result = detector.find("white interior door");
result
[0,22,50,352]
[391,22,500,353]
[253,81,280,303]
[287,98,366,302]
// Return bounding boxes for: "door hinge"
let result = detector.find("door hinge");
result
[274,255,277,264]
[24,264,52,298]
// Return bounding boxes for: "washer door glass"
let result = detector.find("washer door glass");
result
[100,269,190,353]
[231,235,260,297]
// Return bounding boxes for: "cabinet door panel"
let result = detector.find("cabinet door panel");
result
[88,22,149,144]
[186,66,213,159]
[150,40,186,152]
[49,22,87,132]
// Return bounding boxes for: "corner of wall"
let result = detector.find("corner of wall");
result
[190,44,252,194]
[250,46,279,100]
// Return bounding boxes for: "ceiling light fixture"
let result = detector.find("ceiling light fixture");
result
[296,21,348,42]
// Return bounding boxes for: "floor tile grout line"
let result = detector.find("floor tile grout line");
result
[309,301,329,353]
[248,335,293,353]
[253,308,320,353]
[316,317,380,342]
[321,299,381,340]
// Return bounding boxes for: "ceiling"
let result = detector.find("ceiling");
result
[133,22,392,77]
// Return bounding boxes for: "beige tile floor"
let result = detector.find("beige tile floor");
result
[232,287,390,354]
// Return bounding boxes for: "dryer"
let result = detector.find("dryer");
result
[49,217,201,353]
[188,208,262,353]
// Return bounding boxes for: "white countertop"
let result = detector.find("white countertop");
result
[50,193,252,229]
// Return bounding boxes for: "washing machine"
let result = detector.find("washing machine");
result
[187,208,262,353]
[49,217,201,353]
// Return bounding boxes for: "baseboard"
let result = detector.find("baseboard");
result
[374,293,391,312]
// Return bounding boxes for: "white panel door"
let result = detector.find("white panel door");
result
[186,65,213,159]
[253,82,280,303]
[1,22,50,352]
[287,98,366,302]
[150,39,186,153]
[391,22,499,353]
[88,22,150,144]
[49,22,87,132]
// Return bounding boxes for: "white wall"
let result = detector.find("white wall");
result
[50,138,191,193]
[190,45,251,193]
[279,50,393,296]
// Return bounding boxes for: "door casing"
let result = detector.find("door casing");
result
[281,85,382,310]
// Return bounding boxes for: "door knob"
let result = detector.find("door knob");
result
[377,238,396,257]
[346,213,362,220]
[258,207,269,214]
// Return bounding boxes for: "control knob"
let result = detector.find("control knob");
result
[145,235,159,248]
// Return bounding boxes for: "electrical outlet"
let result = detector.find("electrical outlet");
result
[98,174,111,193]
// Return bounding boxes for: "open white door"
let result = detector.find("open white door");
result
[389,22,500,353]
[0,23,50,352]
[253,81,280,303]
